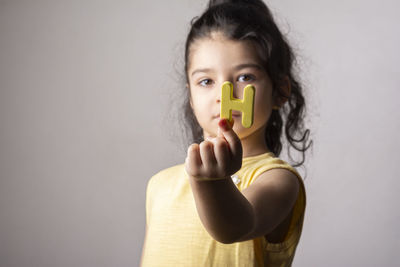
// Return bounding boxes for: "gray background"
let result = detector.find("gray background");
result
[1,0,399,266]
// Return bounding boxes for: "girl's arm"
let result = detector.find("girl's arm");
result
[188,167,299,244]
[188,173,254,243]
[185,119,299,244]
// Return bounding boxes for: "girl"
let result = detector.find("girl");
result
[141,0,312,266]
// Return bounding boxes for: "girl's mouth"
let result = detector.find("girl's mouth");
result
[214,112,241,119]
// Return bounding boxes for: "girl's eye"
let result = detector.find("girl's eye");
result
[199,79,213,87]
[238,74,255,82]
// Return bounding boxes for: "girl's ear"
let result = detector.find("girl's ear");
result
[273,76,291,108]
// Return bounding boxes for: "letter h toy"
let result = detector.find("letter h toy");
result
[220,81,255,128]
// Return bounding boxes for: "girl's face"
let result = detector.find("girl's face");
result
[187,31,275,142]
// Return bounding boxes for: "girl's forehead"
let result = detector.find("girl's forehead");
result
[188,35,262,69]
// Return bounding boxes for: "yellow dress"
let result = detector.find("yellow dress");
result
[141,152,306,267]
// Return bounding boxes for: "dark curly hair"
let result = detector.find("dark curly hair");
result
[174,0,312,167]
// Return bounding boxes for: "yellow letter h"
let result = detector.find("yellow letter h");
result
[220,81,255,128]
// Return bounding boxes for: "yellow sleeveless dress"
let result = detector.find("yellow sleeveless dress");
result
[142,152,306,267]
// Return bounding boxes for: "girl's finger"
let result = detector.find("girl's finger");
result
[213,137,230,171]
[186,144,202,176]
[218,118,242,160]
[199,140,217,170]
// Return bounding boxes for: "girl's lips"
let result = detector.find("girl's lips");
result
[214,112,241,119]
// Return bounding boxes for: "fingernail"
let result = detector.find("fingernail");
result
[219,118,230,131]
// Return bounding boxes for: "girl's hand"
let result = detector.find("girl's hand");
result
[185,118,243,180]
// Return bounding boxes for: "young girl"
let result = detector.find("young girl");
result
[141,0,312,266]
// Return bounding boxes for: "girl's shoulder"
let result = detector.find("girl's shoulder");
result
[237,152,304,190]
[152,163,185,177]
[242,152,301,177]
[149,163,186,184]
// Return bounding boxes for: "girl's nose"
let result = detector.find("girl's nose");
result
[216,81,240,102]
[216,90,221,103]
[232,85,240,99]
[215,83,222,103]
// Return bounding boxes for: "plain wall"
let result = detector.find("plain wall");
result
[1,0,399,266]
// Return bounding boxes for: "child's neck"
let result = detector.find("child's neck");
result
[240,125,270,158]
[241,137,270,158]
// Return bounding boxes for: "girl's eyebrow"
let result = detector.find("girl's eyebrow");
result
[191,63,262,77]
